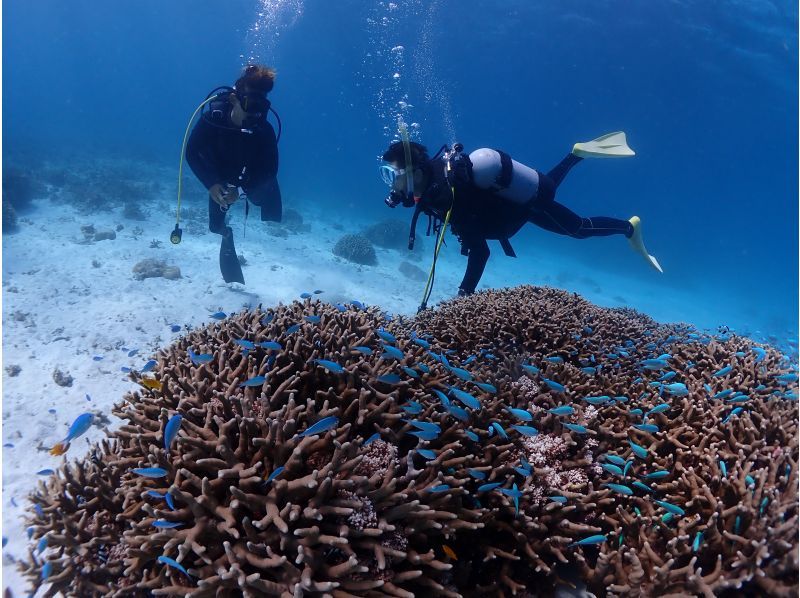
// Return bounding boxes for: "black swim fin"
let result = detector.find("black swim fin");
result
[219,227,245,284]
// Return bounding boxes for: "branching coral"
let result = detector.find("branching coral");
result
[22,286,798,597]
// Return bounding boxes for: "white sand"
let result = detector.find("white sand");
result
[1,173,794,594]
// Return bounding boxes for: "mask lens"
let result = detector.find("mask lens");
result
[379,165,405,187]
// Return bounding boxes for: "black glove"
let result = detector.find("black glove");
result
[384,189,415,208]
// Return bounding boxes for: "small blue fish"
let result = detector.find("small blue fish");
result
[364,433,381,446]
[164,414,182,452]
[521,364,540,375]
[775,373,799,384]
[580,367,597,375]
[376,329,397,344]
[692,531,703,552]
[662,383,688,397]
[170,324,182,333]
[474,382,497,394]
[583,395,611,406]
[240,375,267,387]
[334,303,347,312]
[381,345,404,360]
[314,360,343,374]
[712,389,734,399]
[633,424,659,434]
[507,407,533,421]
[313,289,324,294]
[759,496,769,516]
[36,469,54,476]
[402,366,420,379]
[36,536,48,553]
[511,425,539,437]
[405,420,441,434]
[604,483,633,496]
[353,346,373,355]
[490,422,508,439]
[234,339,256,350]
[468,469,486,480]
[158,555,192,578]
[121,366,131,373]
[265,466,285,484]
[629,440,649,459]
[448,366,473,382]
[58,412,94,447]
[601,463,624,477]
[166,492,176,511]
[299,416,339,438]
[721,407,744,424]
[141,359,157,373]
[752,347,766,363]
[304,315,321,324]
[146,490,166,499]
[429,484,451,493]
[449,387,480,410]
[623,460,633,477]
[549,496,568,504]
[188,348,213,365]
[713,366,732,377]
[209,311,226,320]
[463,355,477,364]
[127,349,139,357]
[745,475,756,488]
[3,443,13,448]
[400,400,423,414]
[563,423,587,434]
[153,519,183,529]
[642,470,670,480]
[500,483,523,516]
[411,336,430,349]
[41,561,53,580]
[93,355,104,361]
[260,341,282,350]
[725,395,750,403]
[640,358,669,370]
[567,534,607,548]
[543,379,566,393]
[133,467,168,478]
[544,356,564,364]
[628,408,643,417]
[285,323,302,335]
[378,373,402,385]
[549,405,574,416]
[417,363,430,374]
[646,404,670,416]
[478,482,502,493]
[417,449,437,460]
[300,292,312,299]
[655,500,685,516]
[465,430,479,442]
[604,454,627,467]
[658,371,677,381]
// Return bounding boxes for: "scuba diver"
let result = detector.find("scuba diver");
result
[182,64,282,284]
[380,131,662,302]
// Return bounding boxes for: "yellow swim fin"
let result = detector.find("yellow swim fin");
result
[627,216,663,273]
[572,131,635,158]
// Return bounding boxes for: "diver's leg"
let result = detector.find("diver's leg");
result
[529,199,633,239]
[208,198,244,283]
[545,153,583,189]
[245,178,282,222]
[458,238,490,296]
[208,197,227,235]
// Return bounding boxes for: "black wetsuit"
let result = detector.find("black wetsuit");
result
[186,103,281,234]
[418,152,633,295]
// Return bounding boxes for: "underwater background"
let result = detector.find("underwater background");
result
[2,1,799,595]
[5,0,799,350]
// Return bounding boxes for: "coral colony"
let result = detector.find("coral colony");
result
[21,286,798,596]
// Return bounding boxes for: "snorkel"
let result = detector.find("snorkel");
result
[397,115,416,206]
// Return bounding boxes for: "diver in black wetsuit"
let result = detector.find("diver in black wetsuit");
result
[380,132,662,298]
[186,64,281,284]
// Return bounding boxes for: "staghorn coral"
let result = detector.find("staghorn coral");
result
[22,285,798,597]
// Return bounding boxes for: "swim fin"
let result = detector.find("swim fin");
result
[572,132,635,158]
[219,227,245,284]
[627,216,663,273]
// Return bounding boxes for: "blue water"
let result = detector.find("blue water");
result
[5,0,798,344]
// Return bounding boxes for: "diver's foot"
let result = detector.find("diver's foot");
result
[627,216,663,273]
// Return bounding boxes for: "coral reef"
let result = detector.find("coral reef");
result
[332,233,377,266]
[132,259,182,281]
[21,286,798,597]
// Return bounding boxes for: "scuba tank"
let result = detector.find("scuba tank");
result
[468,148,540,205]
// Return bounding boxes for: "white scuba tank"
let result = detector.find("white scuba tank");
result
[469,148,539,205]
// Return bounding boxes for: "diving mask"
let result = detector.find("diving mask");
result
[379,164,406,187]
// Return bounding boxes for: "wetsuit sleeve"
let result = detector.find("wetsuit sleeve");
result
[458,237,490,295]
[185,118,223,190]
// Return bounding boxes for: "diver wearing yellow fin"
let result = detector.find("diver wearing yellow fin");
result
[380,131,662,299]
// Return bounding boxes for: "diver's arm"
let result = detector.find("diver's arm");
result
[186,118,224,190]
[458,237,490,295]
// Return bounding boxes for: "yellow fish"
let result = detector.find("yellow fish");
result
[49,442,69,456]
[140,377,163,391]
[442,544,457,560]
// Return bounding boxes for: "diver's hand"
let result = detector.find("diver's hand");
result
[209,184,238,208]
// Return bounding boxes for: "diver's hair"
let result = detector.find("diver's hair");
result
[235,64,276,95]
[382,141,429,168]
